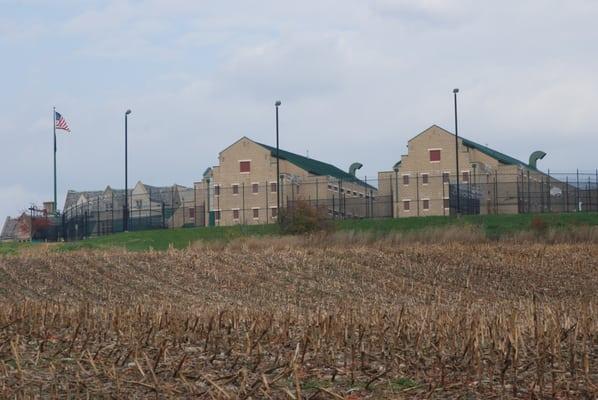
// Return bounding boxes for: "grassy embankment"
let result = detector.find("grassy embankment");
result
[1,212,598,254]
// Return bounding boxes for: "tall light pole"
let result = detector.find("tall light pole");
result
[124,109,132,231]
[275,101,281,223]
[453,88,460,215]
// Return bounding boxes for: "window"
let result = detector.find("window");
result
[422,199,430,210]
[252,208,259,219]
[214,185,220,196]
[239,160,251,173]
[403,200,410,211]
[462,171,469,183]
[189,208,195,218]
[270,182,277,193]
[442,172,450,183]
[403,175,410,185]
[214,210,221,220]
[252,183,259,194]
[422,173,429,185]
[353,191,358,196]
[443,198,450,209]
[106,203,113,211]
[429,149,441,162]
[232,184,239,195]
[232,209,240,220]
[135,200,142,209]
[271,207,278,218]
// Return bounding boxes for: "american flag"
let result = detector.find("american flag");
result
[55,111,71,132]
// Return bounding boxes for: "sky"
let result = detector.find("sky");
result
[1,0,598,222]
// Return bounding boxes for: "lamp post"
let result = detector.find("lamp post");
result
[453,88,460,215]
[275,100,281,223]
[124,109,132,231]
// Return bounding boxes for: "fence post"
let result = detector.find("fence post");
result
[442,173,446,216]
[97,197,100,236]
[416,173,420,216]
[364,177,368,218]
[332,195,336,220]
[242,182,246,225]
[315,178,319,210]
[265,181,269,224]
[596,169,598,212]
[547,169,551,213]
[565,177,569,212]
[576,169,580,212]
[540,176,544,213]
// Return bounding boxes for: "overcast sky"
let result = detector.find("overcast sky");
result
[1,0,598,221]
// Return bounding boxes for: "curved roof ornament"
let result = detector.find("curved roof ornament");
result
[528,151,546,170]
[349,162,363,176]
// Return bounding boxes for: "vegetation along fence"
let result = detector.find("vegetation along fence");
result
[22,171,598,241]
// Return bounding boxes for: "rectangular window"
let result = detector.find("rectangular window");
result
[214,185,220,196]
[252,208,259,219]
[240,161,251,173]
[422,173,429,185]
[443,198,450,209]
[135,200,142,209]
[189,208,195,218]
[252,183,259,194]
[442,172,450,183]
[232,184,239,195]
[462,171,469,183]
[271,207,278,218]
[429,149,441,162]
[422,199,430,210]
[232,209,240,220]
[270,182,277,193]
[403,175,410,185]
[403,200,410,211]
[214,210,221,220]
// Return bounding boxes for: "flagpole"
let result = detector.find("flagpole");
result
[53,106,57,213]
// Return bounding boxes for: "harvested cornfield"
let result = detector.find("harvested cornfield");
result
[1,241,598,398]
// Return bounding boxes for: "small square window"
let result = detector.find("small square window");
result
[403,200,410,211]
[403,175,410,185]
[233,209,239,220]
[442,172,450,183]
[423,199,429,210]
[429,149,441,162]
[462,171,469,182]
[232,184,239,195]
[240,161,251,173]
[443,198,450,209]
[252,183,259,194]
[422,174,429,184]
[252,208,259,219]
[270,182,277,193]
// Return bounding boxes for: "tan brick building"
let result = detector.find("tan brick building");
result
[194,137,379,226]
[378,125,572,217]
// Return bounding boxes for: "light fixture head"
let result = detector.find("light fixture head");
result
[275,100,281,107]
[453,88,459,94]
[125,109,132,115]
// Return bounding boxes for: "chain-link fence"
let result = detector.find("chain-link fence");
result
[19,170,598,242]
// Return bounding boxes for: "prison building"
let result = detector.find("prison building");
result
[378,125,574,217]
[62,181,194,237]
[194,137,379,226]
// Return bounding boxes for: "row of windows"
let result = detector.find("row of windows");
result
[402,171,470,185]
[402,198,450,211]
[213,207,278,221]
[326,185,373,199]
[214,182,278,196]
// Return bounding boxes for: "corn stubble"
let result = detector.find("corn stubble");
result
[0,242,597,398]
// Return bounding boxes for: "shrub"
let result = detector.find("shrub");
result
[279,200,333,234]
[530,216,548,236]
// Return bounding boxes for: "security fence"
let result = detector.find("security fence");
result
[18,170,598,242]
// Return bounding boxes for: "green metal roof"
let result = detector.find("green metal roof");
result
[461,137,531,169]
[256,142,376,190]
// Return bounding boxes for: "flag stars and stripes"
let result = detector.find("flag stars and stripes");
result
[55,111,71,132]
